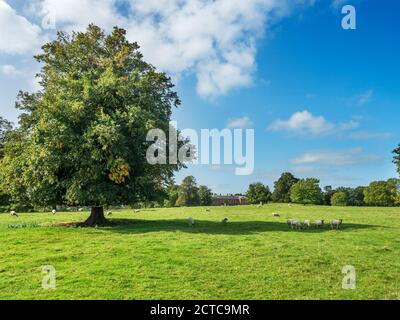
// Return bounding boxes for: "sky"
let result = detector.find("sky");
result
[0,0,399,194]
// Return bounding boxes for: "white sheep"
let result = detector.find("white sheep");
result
[10,211,18,217]
[133,209,140,213]
[315,220,325,229]
[221,217,228,225]
[272,212,280,217]
[107,210,113,216]
[330,219,343,230]
[287,219,294,229]
[291,220,303,230]
[187,217,195,227]
[52,209,57,215]
[78,208,84,212]
[303,220,311,229]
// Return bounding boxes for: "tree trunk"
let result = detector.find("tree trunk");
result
[83,206,108,227]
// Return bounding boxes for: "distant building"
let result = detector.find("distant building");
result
[211,195,247,206]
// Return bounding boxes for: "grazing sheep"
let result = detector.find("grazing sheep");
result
[187,217,195,227]
[52,209,57,215]
[303,220,311,229]
[291,220,303,230]
[10,211,18,217]
[221,217,228,225]
[272,212,280,217]
[78,208,84,212]
[287,219,294,229]
[133,209,140,213]
[315,220,325,229]
[288,204,292,207]
[330,219,343,230]
[107,210,113,216]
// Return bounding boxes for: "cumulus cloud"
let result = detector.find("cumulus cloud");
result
[227,116,253,129]
[0,0,41,54]
[268,110,336,135]
[291,147,381,166]
[23,0,315,99]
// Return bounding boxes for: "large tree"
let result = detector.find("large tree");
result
[176,176,200,207]
[0,116,12,159]
[394,145,400,176]
[290,178,323,205]
[272,172,299,203]
[246,182,271,204]
[0,25,184,226]
[0,117,12,208]
[364,179,399,207]
[198,185,213,206]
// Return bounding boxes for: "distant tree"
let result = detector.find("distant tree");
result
[198,185,213,206]
[364,179,399,207]
[272,172,299,203]
[323,185,335,205]
[0,25,184,226]
[246,182,271,204]
[394,145,400,176]
[0,116,12,159]
[0,117,12,208]
[331,191,349,206]
[165,184,180,207]
[176,176,200,207]
[348,186,365,206]
[290,178,323,205]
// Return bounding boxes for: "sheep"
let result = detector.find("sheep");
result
[330,219,343,230]
[303,220,311,229]
[291,220,303,230]
[315,220,325,229]
[187,217,195,227]
[221,217,228,225]
[52,209,57,215]
[133,209,140,213]
[288,204,292,207]
[78,208,84,212]
[287,219,294,229]
[205,208,211,213]
[272,212,280,217]
[107,210,113,216]
[10,211,18,218]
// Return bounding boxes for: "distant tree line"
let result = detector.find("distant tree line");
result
[164,176,213,207]
[246,171,400,207]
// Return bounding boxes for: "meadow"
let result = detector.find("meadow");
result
[0,204,399,300]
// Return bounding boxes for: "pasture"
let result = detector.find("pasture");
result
[0,204,399,300]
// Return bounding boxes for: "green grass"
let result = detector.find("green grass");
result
[0,204,399,300]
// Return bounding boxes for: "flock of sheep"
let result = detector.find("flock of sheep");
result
[9,208,343,230]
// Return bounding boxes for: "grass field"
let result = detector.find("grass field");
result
[0,204,399,300]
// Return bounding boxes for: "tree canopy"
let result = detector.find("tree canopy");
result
[246,182,271,204]
[364,179,399,207]
[394,145,400,176]
[176,176,201,207]
[0,25,184,225]
[272,172,299,203]
[290,178,323,205]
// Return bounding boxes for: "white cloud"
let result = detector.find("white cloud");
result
[0,0,41,54]
[357,89,373,106]
[291,147,381,166]
[25,0,315,99]
[0,64,22,76]
[227,116,253,129]
[268,110,335,135]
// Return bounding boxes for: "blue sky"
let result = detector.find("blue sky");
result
[0,0,399,194]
